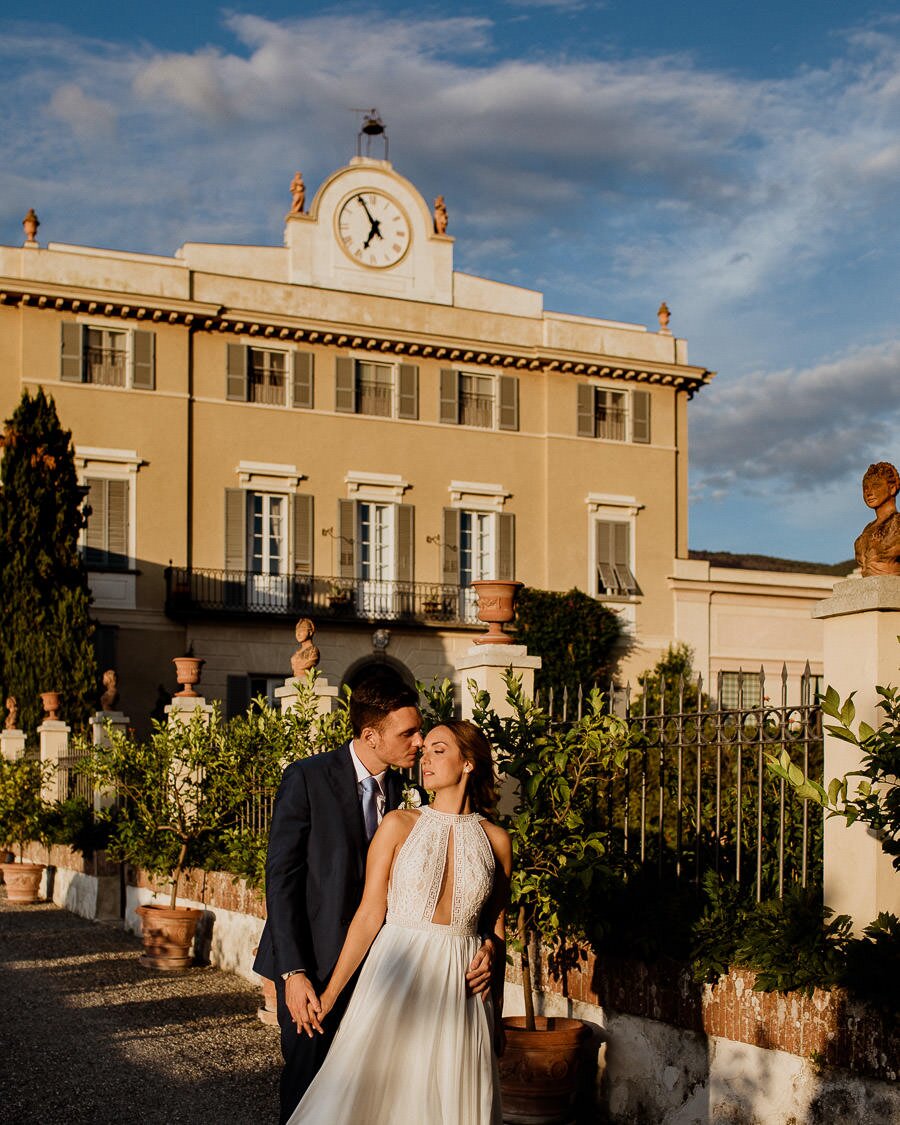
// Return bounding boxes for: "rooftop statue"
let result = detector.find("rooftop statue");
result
[433,195,448,234]
[289,172,306,215]
[4,696,17,730]
[854,461,900,577]
[291,618,321,677]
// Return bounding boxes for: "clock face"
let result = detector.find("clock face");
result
[337,190,410,269]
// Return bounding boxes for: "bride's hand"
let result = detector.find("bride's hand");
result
[316,989,335,1026]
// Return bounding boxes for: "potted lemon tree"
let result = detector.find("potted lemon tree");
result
[472,674,641,1125]
[0,757,54,904]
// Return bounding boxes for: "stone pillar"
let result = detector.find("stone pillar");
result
[89,711,130,811]
[38,719,70,802]
[455,644,542,721]
[1,729,26,761]
[165,697,214,726]
[276,674,339,717]
[812,576,900,932]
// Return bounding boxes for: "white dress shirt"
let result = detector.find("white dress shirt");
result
[349,742,387,825]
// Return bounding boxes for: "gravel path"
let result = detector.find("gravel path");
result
[0,893,281,1124]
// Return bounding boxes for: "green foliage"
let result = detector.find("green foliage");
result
[767,677,900,869]
[631,643,710,716]
[45,795,112,858]
[592,867,698,964]
[0,389,98,736]
[0,756,54,857]
[417,677,456,732]
[512,588,622,709]
[690,872,751,983]
[472,672,643,949]
[842,913,900,1022]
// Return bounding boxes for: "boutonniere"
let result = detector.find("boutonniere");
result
[400,784,423,810]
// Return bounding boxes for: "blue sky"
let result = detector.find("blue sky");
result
[3,2,899,564]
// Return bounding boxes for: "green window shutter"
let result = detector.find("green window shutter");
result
[60,322,84,382]
[397,363,419,420]
[439,368,459,424]
[442,508,460,583]
[632,390,651,443]
[338,499,356,577]
[498,375,519,431]
[335,357,356,413]
[84,478,106,565]
[292,494,314,576]
[577,383,595,437]
[132,329,156,390]
[496,513,515,580]
[225,489,247,571]
[292,350,314,410]
[106,480,129,568]
[396,504,414,583]
[226,344,248,401]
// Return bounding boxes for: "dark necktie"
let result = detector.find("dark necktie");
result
[361,775,380,841]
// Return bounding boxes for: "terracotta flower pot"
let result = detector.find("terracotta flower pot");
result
[1,861,45,904]
[172,656,205,698]
[135,903,203,970]
[472,579,523,645]
[499,1015,589,1124]
[40,691,61,720]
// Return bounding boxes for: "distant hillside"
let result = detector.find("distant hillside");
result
[688,550,856,577]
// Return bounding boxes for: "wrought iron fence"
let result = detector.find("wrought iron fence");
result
[55,752,93,804]
[538,664,823,901]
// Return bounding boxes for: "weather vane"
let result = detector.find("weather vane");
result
[351,108,389,160]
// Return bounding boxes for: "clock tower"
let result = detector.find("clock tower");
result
[284,156,454,305]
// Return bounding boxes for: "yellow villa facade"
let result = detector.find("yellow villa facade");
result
[0,155,716,724]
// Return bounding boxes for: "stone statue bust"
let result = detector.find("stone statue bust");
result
[4,696,17,730]
[291,618,321,677]
[289,172,306,215]
[433,195,448,234]
[100,669,120,712]
[854,461,900,576]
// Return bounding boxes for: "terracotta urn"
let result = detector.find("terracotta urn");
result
[172,656,205,698]
[471,579,523,645]
[40,691,61,721]
[499,1015,589,1124]
[0,861,46,904]
[22,208,39,243]
[135,903,204,970]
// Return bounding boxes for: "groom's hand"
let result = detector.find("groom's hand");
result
[285,972,324,1038]
[465,939,494,997]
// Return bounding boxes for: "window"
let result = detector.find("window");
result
[595,520,638,597]
[442,508,515,596]
[334,499,414,616]
[440,369,518,431]
[719,672,762,710]
[84,478,130,570]
[61,322,155,389]
[227,345,314,409]
[224,488,314,608]
[577,384,650,443]
[335,357,418,419]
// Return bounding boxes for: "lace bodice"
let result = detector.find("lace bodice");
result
[386,808,496,937]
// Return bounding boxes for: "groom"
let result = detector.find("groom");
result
[253,671,493,1123]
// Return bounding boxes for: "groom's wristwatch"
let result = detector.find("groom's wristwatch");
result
[282,970,305,980]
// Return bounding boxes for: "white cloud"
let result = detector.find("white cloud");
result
[47,82,117,139]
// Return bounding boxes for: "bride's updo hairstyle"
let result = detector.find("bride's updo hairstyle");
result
[439,720,498,816]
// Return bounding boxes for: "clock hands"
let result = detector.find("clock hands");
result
[356,194,383,249]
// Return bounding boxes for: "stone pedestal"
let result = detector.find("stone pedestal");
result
[276,675,340,717]
[38,720,71,802]
[812,576,900,932]
[90,711,130,811]
[455,644,542,720]
[1,728,26,761]
[165,697,214,726]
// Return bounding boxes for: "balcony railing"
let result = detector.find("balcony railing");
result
[85,347,127,386]
[165,568,479,625]
[357,378,393,417]
[596,406,626,441]
[459,391,493,428]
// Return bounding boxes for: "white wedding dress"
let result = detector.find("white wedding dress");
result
[288,807,502,1125]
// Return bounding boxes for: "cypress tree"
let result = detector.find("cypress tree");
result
[0,388,98,735]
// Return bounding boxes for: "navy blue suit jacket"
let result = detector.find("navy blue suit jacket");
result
[253,742,412,984]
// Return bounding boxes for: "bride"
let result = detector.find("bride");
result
[287,720,512,1125]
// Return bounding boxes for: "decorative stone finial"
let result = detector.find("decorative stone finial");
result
[100,669,120,712]
[657,301,671,334]
[433,195,448,235]
[855,462,900,576]
[4,696,17,730]
[289,172,306,215]
[290,618,321,677]
[23,208,40,246]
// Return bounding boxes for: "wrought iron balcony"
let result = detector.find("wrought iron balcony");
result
[165,567,482,626]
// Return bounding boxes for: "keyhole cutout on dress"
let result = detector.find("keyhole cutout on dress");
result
[430,825,455,925]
